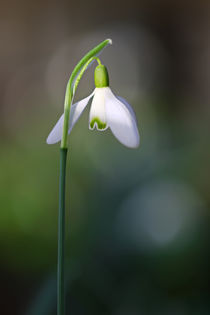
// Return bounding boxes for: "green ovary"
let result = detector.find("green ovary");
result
[90,117,107,130]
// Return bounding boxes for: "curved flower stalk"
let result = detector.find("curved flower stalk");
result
[47,66,140,148]
[48,39,112,315]
[46,39,139,315]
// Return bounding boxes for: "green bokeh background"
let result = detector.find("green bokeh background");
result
[0,1,210,314]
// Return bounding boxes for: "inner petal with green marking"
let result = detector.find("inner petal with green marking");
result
[89,87,108,132]
[90,117,107,130]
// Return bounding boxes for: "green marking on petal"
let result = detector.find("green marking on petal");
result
[90,117,107,130]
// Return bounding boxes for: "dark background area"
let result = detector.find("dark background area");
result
[0,0,210,314]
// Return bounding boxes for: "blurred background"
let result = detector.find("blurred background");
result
[0,0,210,314]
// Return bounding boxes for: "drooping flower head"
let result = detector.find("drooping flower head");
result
[47,40,140,148]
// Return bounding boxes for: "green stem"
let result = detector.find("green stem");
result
[57,39,112,315]
[57,148,67,315]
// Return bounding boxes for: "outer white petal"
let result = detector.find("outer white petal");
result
[89,87,108,131]
[68,91,94,133]
[46,113,64,144]
[46,92,94,144]
[116,96,138,124]
[105,88,140,148]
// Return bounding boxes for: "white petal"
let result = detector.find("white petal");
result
[116,96,138,124]
[105,88,140,148]
[46,92,94,144]
[89,88,108,131]
[69,91,94,133]
[46,113,64,144]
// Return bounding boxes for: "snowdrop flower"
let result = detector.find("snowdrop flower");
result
[47,64,140,148]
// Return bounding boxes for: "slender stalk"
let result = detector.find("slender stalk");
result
[57,148,67,315]
[56,39,112,314]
